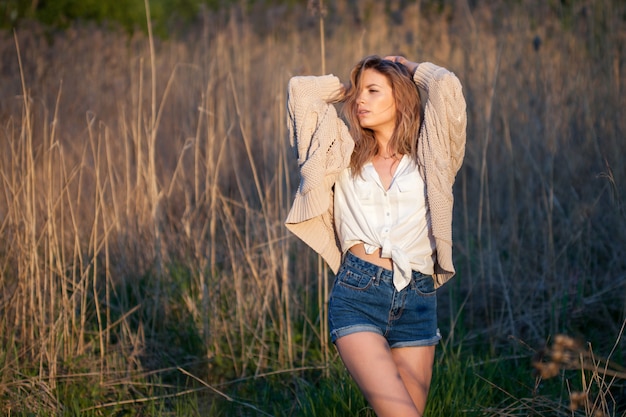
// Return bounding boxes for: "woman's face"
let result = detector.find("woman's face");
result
[356,68,396,135]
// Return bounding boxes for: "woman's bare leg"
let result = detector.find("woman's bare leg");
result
[335,332,426,417]
[391,345,435,414]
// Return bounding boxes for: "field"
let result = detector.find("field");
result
[0,0,625,415]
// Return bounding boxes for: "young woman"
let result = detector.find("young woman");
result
[285,55,466,416]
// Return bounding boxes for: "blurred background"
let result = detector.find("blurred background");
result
[0,0,624,415]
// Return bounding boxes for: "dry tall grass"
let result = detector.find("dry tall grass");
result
[0,0,624,413]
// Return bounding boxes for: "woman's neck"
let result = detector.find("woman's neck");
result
[374,129,395,158]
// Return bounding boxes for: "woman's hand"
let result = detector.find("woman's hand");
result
[334,81,350,101]
[384,55,419,76]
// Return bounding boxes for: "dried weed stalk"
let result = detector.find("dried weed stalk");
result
[533,332,626,416]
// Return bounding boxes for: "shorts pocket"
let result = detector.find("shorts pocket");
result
[336,267,374,291]
[411,276,436,296]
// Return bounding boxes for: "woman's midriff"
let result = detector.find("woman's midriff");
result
[348,243,393,270]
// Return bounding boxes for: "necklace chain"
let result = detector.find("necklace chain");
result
[378,153,397,160]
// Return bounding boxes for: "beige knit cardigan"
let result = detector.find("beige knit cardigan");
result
[285,62,466,288]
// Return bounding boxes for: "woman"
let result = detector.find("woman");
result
[285,55,466,416]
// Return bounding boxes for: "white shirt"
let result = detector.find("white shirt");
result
[334,155,435,290]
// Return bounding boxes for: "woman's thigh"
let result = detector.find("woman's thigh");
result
[335,332,423,417]
[392,345,435,414]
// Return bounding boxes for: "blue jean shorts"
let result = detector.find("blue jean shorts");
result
[328,251,441,348]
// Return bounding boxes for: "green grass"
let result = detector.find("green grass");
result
[2,294,623,416]
[190,341,566,416]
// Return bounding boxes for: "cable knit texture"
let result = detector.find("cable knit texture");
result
[285,63,466,288]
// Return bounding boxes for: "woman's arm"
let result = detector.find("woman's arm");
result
[285,74,353,217]
[286,75,344,165]
[385,55,466,177]
[285,75,353,274]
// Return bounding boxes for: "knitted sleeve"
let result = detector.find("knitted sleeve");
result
[284,75,354,273]
[413,63,467,182]
[413,62,467,287]
[285,75,354,221]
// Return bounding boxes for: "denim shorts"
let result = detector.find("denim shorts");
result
[328,251,441,348]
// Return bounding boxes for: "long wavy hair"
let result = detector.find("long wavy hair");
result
[341,55,422,176]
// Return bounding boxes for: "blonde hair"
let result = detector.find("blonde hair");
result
[342,55,422,176]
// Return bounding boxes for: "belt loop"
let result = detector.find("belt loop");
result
[374,267,383,285]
